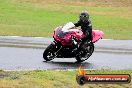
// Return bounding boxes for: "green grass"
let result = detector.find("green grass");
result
[0,0,132,39]
[0,70,132,88]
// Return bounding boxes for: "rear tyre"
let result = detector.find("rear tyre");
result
[85,43,94,57]
[43,44,56,61]
[76,55,82,63]
[76,42,94,62]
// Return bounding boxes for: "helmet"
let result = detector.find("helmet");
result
[79,11,89,22]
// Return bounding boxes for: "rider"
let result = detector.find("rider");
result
[73,11,93,51]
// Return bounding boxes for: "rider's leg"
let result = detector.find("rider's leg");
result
[79,30,90,49]
[76,29,93,55]
[76,32,89,55]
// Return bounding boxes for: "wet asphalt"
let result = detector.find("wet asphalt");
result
[0,36,132,70]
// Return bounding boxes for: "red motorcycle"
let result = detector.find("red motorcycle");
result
[43,22,104,62]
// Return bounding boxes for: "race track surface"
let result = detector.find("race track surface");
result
[0,36,132,70]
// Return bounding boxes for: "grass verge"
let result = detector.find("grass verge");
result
[0,0,132,39]
[0,70,132,88]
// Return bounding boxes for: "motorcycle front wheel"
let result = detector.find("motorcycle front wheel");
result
[43,44,56,61]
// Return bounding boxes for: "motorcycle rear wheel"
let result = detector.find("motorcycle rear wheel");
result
[76,43,94,62]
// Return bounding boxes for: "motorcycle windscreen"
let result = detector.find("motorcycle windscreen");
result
[62,22,75,32]
[55,29,68,38]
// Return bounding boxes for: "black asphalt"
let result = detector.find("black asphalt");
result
[0,36,132,70]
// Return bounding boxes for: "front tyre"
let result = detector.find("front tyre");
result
[43,44,56,61]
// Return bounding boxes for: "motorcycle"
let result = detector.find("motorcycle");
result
[43,22,104,62]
